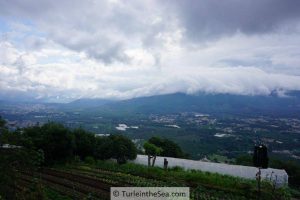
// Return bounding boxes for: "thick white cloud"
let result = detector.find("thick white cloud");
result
[0,0,300,101]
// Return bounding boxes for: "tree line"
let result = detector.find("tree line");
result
[0,116,187,199]
[0,120,137,165]
[0,117,187,166]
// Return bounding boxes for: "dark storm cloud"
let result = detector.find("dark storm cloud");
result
[170,0,300,40]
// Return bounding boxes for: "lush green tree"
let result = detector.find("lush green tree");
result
[2,119,138,166]
[93,135,137,163]
[94,136,114,160]
[143,142,162,167]
[21,126,43,148]
[0,116,6,129]
[73,128,95,159]
[22,122,75,165]
[110,135,137,164]
[0,116,10,146]
[148,136,187,158]
[42,123,75,164]
[0,131,21,146]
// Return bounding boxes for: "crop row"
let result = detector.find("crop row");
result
[20,170,110,199]
[41,171,110,199]
[70,165,261,200]
[69,166,250,200]
[42,168,114,191]
[70,167,173,187]
[18,173,87,199]
[23,165,283,200]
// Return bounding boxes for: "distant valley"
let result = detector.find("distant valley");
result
[1,92,300,162]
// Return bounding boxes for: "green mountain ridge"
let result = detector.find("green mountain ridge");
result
[75,92,300,117]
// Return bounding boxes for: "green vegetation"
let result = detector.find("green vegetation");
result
[208,154,235,164]
[0,118,137,199]
[148,136,188,158]
[64,160,290,200]
[0,148,44,199]
[109,134,137,164]
[44,188,72,200]
[3,99,299,163]
[0,117,43,199]
[142,136,187,167]
[236,154,300,190]
[0,122,137,165]
[0,116,297,199]
[143,141,162,167]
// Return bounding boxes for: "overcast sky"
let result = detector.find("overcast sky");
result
[1,0,300,102]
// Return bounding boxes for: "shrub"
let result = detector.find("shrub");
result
[84,156,95,165]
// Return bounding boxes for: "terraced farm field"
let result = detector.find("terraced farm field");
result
[17,167,177,200]
[15,162,291,200]
[18,169,111,199]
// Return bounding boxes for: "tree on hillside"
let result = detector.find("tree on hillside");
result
[0,118,26,148]
[110,135,137,164]
[21,125,43,148]
[0,116,8,146]
[143,142,162,167]
[22,122,75,165]
[94,136,114,160]
[41,123,75,164]
[148,136,187,158]
[73,128,95,159]
[2,120,139,166]
[0,116,6,129]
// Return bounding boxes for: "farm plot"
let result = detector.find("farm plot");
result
[16,164,289,200]
[19,169,115,199]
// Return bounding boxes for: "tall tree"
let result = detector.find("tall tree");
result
[148,136,187,158]
[110,135,137,164]
[22,122,75,165]
[73,128,95,159]
[143,142,162,167]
